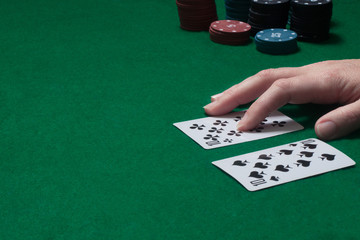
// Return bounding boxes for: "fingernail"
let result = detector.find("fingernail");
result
[316,121,337,140]
[236,114,248,130]
[236,122,243,131]
[203,102,215,112]
[211,93,222,102]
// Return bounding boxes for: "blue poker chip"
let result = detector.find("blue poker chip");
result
[255,28,297,42]
[254,28,298,54]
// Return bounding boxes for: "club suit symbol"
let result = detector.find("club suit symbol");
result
[204,134,220,141]
[213,120,228,126]
[204,134,221,146]
[275,165,292,172]
[250,126,264,132]
[209,127,224,133]
[249,171,266,179]
[260,119,268,125]
[258,154,274,160]
[190,123,205,130]
[319,154,335,161]
[295,160,311,167]
[233,116,242,122]
[233,160,249,166]
[254,162,270,169]
[272,121,286,127]
[278,149,293,155]
[298,151,314,158]
[228,130,242,136]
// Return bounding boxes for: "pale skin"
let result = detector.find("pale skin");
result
[204,59,360,140]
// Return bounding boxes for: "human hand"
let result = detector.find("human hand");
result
[204,59,360,140]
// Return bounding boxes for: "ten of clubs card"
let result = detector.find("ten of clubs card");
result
[173,110,304,149]
[212,138,356,191]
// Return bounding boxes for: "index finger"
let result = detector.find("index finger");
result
[204,67,301,115]
[236,74,337,131]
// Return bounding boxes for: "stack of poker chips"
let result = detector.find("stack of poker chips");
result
[224,0,251,22]
[209,20,251,45]
[176,0,218,31]
[255,28,298,54]
[248,0,290,36]
[290,0,332,42]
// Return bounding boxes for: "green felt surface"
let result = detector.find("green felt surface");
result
[1,0,360,239]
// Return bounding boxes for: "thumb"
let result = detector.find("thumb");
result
[315,100,360,140]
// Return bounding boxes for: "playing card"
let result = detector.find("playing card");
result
[212,138,356,191]
[173,110,303,149]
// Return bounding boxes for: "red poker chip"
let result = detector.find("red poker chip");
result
[179,14,217,21]
[209,35,250,45]
[209,27,247,36]
[180,16,217,23]
[209,36,250,46]
[176,0,217,31]
[210,20,251,34]
[177,0,215,5]
[176,0,216,8]
[209,20,251,45]
[209,29,249,41]
[178,9,217,16]
[209,30,249,42]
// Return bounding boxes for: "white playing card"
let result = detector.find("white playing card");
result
[212,138,356,191]
[173,110,303,149]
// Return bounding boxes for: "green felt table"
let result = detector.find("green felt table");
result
[1,0,360,239]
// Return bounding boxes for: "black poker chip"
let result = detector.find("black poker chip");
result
[225,0,251,22]
[251,0,291,13]
[248,0,290,36]
[289,0,332,42]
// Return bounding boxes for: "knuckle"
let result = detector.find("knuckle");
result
[321,69,339,82]
[272,78,292,91]
[342,107,360,124]
[224,84,240,98]
[256,68,276,80]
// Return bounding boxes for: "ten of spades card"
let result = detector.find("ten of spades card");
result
[212,138,356,191]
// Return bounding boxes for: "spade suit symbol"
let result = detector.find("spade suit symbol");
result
[320,153,335,161]
[298,151,314,158]
[270,176,280,181]
[278,149,293,155]
[303,144,317,149]
[275,165,292,172]
[249,171,265,179]
[295,160,311,167]
[233,160,249,166]
[258,154,273,160]
[254,162,270,169]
